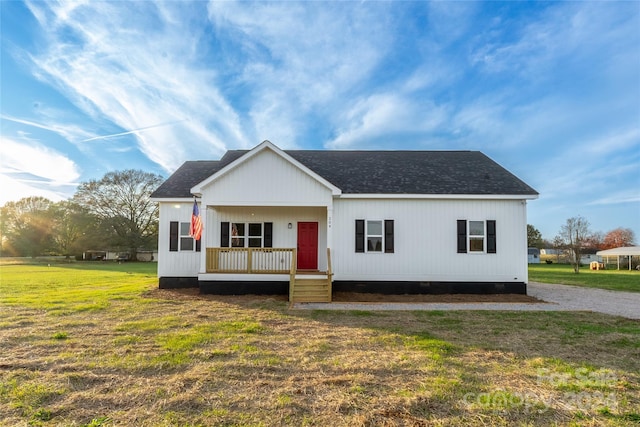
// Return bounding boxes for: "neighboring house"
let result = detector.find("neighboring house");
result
[540,248,559,255]
[564,248,599,265]
[150,140,538,301]
[136,250,158,262]
[528,247,541,264]
[83,250,119,261]
[580,249,599,265]
[82,250,158,262]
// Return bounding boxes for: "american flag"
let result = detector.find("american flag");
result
[189,200,203,241]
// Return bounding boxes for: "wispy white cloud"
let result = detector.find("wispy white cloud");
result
[0,113,93,142]
[327,93,448,149]
[0,174,72,205]
[80,120,187,143]
[583,128,640,156]
[25,0,247,172]
[0,138,80,184]
[587,191,640,206]
[0,137,81,204]
[207,0,394,148]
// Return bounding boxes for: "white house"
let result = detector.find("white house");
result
[150,141,538,301]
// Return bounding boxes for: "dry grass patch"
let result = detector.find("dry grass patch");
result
[1,264,639,426]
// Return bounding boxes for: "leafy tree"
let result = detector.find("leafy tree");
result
[0,197,55,257]
[527,224,544,248]
[558,216,591,273]
[49,201,99,256]
[73,170,163,258]
[602,227,636,249]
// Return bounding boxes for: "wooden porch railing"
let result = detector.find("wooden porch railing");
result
[206,247,295,274]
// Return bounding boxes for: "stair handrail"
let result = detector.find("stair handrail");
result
[289,248,297,302]
[327,248,333,302]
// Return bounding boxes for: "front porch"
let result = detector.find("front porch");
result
[202,247,333,302]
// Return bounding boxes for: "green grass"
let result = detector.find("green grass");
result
[0,261,157,314]
[529,263,640,292]
[1,260,639,426]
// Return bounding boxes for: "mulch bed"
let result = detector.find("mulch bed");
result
[148,288,543,303]
[332,292,542,303]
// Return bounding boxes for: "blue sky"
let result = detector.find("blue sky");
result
[1,1,639,242]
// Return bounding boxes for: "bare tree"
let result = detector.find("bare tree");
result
[559,216,591,273]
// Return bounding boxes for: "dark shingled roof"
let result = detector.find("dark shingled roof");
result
[150,151,243,198]
[151,149,538,198]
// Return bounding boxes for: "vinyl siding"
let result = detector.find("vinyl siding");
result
[157,202,201,278]
[331,198,528,283]
[202,149,333,206]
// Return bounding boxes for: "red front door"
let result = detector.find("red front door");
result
[297,222,318,270]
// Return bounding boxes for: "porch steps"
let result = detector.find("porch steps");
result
[291,277,331,303]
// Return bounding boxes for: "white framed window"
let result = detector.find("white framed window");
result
[366,220,383,252]
[248,223,263,248]
[221,222,273,248]
[468,220,485,253]
[180,222,195,251]
[231,222,263,248]
[231,223,245,247]
[356,219,394,254]
[457,219,496,254]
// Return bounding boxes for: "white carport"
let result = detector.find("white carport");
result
[596,246,640,270]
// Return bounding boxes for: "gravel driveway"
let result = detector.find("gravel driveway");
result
[527,281,640,320]
[293,282,640,320]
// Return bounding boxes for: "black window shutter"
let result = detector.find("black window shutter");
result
[195,238,201,252]
[384,220,394,253]
[169,221,179,252]
[221,222,230,247]
[264,222,273,248]
[457,220,467,253]
[487,220,496,254]
[355,219,365,253]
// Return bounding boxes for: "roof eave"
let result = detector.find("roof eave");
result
[151,197,197,203]
[337,193,539,200]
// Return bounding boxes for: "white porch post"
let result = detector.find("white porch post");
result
[326,204,333,251]
[198,203,208,273]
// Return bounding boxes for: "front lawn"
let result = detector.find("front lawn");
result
[0,262,639,426]
[529,263,640,293]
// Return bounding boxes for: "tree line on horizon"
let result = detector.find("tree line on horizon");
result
[0,170,163,259]
[527,220,636,273]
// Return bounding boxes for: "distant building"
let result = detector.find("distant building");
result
[540,248,559,255]
[528,247,540,264]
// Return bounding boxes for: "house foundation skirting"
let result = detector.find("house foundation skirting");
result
[159,278,527,295]
[332,281,527,295]
[159,277,199,289]
[199,280,289,295]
